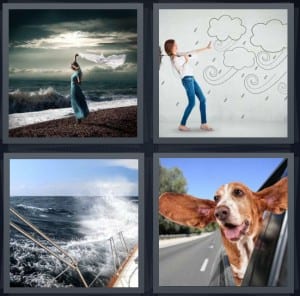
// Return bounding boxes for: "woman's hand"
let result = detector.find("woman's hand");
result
[184,54,189,63]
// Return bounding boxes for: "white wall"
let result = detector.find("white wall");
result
[159,9,288,128]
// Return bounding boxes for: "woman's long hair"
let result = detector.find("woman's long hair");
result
[164,39,175,58]
[159,39,176,68]
[71,54,80,70]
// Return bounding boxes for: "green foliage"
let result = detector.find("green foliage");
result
[159,164,187,195]
[159,162,218,235]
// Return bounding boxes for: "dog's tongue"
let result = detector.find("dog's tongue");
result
[223,224,244,241]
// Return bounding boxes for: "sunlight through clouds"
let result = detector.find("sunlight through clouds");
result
[13,31,137,50]
[9,10,137,79]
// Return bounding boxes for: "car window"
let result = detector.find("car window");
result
[209,247,235,286]
[242,160,288,286]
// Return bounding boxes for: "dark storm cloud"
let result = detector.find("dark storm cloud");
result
[9,10,137,43]
[8,9,137,79]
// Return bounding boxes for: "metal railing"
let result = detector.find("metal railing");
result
[10,207,132,288]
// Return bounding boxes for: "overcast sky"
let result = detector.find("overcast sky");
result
[9,9,137,80]
[10,159,139,196]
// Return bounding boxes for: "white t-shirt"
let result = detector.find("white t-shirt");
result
[172,51,197,79]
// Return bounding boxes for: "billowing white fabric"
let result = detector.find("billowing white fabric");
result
[78,53,126,69]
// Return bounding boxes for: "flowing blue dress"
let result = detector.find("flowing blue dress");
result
[70,70,89,119]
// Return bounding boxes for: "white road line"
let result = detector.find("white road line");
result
[200,258,209,272]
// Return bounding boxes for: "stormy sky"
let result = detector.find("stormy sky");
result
[9,10,137,80]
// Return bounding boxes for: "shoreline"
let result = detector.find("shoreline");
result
[9,105,137,138]
[9,98,137,130]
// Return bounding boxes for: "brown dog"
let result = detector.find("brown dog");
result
[159,177,288,286]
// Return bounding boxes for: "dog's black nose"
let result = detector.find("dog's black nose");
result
[214,205,229,221]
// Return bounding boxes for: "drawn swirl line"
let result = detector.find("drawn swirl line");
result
[244,72,287,94]
[203,65,238,85]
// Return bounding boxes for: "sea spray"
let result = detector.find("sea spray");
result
[9,87,70,114]
[10,195,138,287]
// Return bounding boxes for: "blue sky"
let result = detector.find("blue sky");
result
[160,157,284,199]
[10,159,138,196]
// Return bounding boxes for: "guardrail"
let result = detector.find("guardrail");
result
[159,233,207,240]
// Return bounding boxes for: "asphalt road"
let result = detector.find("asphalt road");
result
[159,231,222,286]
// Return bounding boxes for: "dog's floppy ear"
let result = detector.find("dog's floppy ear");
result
[254,177,288,214]
[159,192,216,229]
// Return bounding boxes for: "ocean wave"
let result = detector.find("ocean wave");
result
[10,230,131,287]
[16,204,48,212]
[10,195,138,288]
[16,204,73,216]
[86,94,137,102]
[77,195,138,241]
[9,87,70,114]
[9,87,137,114]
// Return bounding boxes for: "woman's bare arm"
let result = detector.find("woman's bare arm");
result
[192,41,212,54]
[179,41,212,56]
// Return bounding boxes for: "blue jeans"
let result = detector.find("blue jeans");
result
[180,76,207,125]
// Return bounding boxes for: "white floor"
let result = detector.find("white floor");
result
[159,120,287,138]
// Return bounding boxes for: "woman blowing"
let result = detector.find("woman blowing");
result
[164,39,213,132]
[70,54,89,124]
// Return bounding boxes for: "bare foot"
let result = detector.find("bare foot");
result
[178,125,191,131]
[200,124,214,131]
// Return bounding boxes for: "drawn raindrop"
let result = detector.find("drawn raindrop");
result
[273,55,277,59]
[243,41,246,45]
[176,102,180,106]
[194,27,198,32]
[241,93,245,98]
[265,96,269,101]
[241,114,245,119]
[241,73,245,78]
[264,75,268,80]
[195,40,199,45]
[195,61,199,66]
[212,57,216,62]
[208,90,211,94]
[218,69,222,74]
[224,98,228,102]
[161,81,165,85]
[255,66,258,70]
[284,96,288,101]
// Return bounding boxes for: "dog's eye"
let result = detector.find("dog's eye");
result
[233,189,244,197]
[214,195,220,202]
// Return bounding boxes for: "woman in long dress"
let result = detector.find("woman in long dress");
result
[70,54,89,124]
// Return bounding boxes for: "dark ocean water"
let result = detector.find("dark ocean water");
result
[9,79,137,114]
[10,195,138,288]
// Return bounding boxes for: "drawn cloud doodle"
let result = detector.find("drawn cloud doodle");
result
[208,15,246,41]
[224,47,255,70]
[203,47,255,85]
[250,19,287,52]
